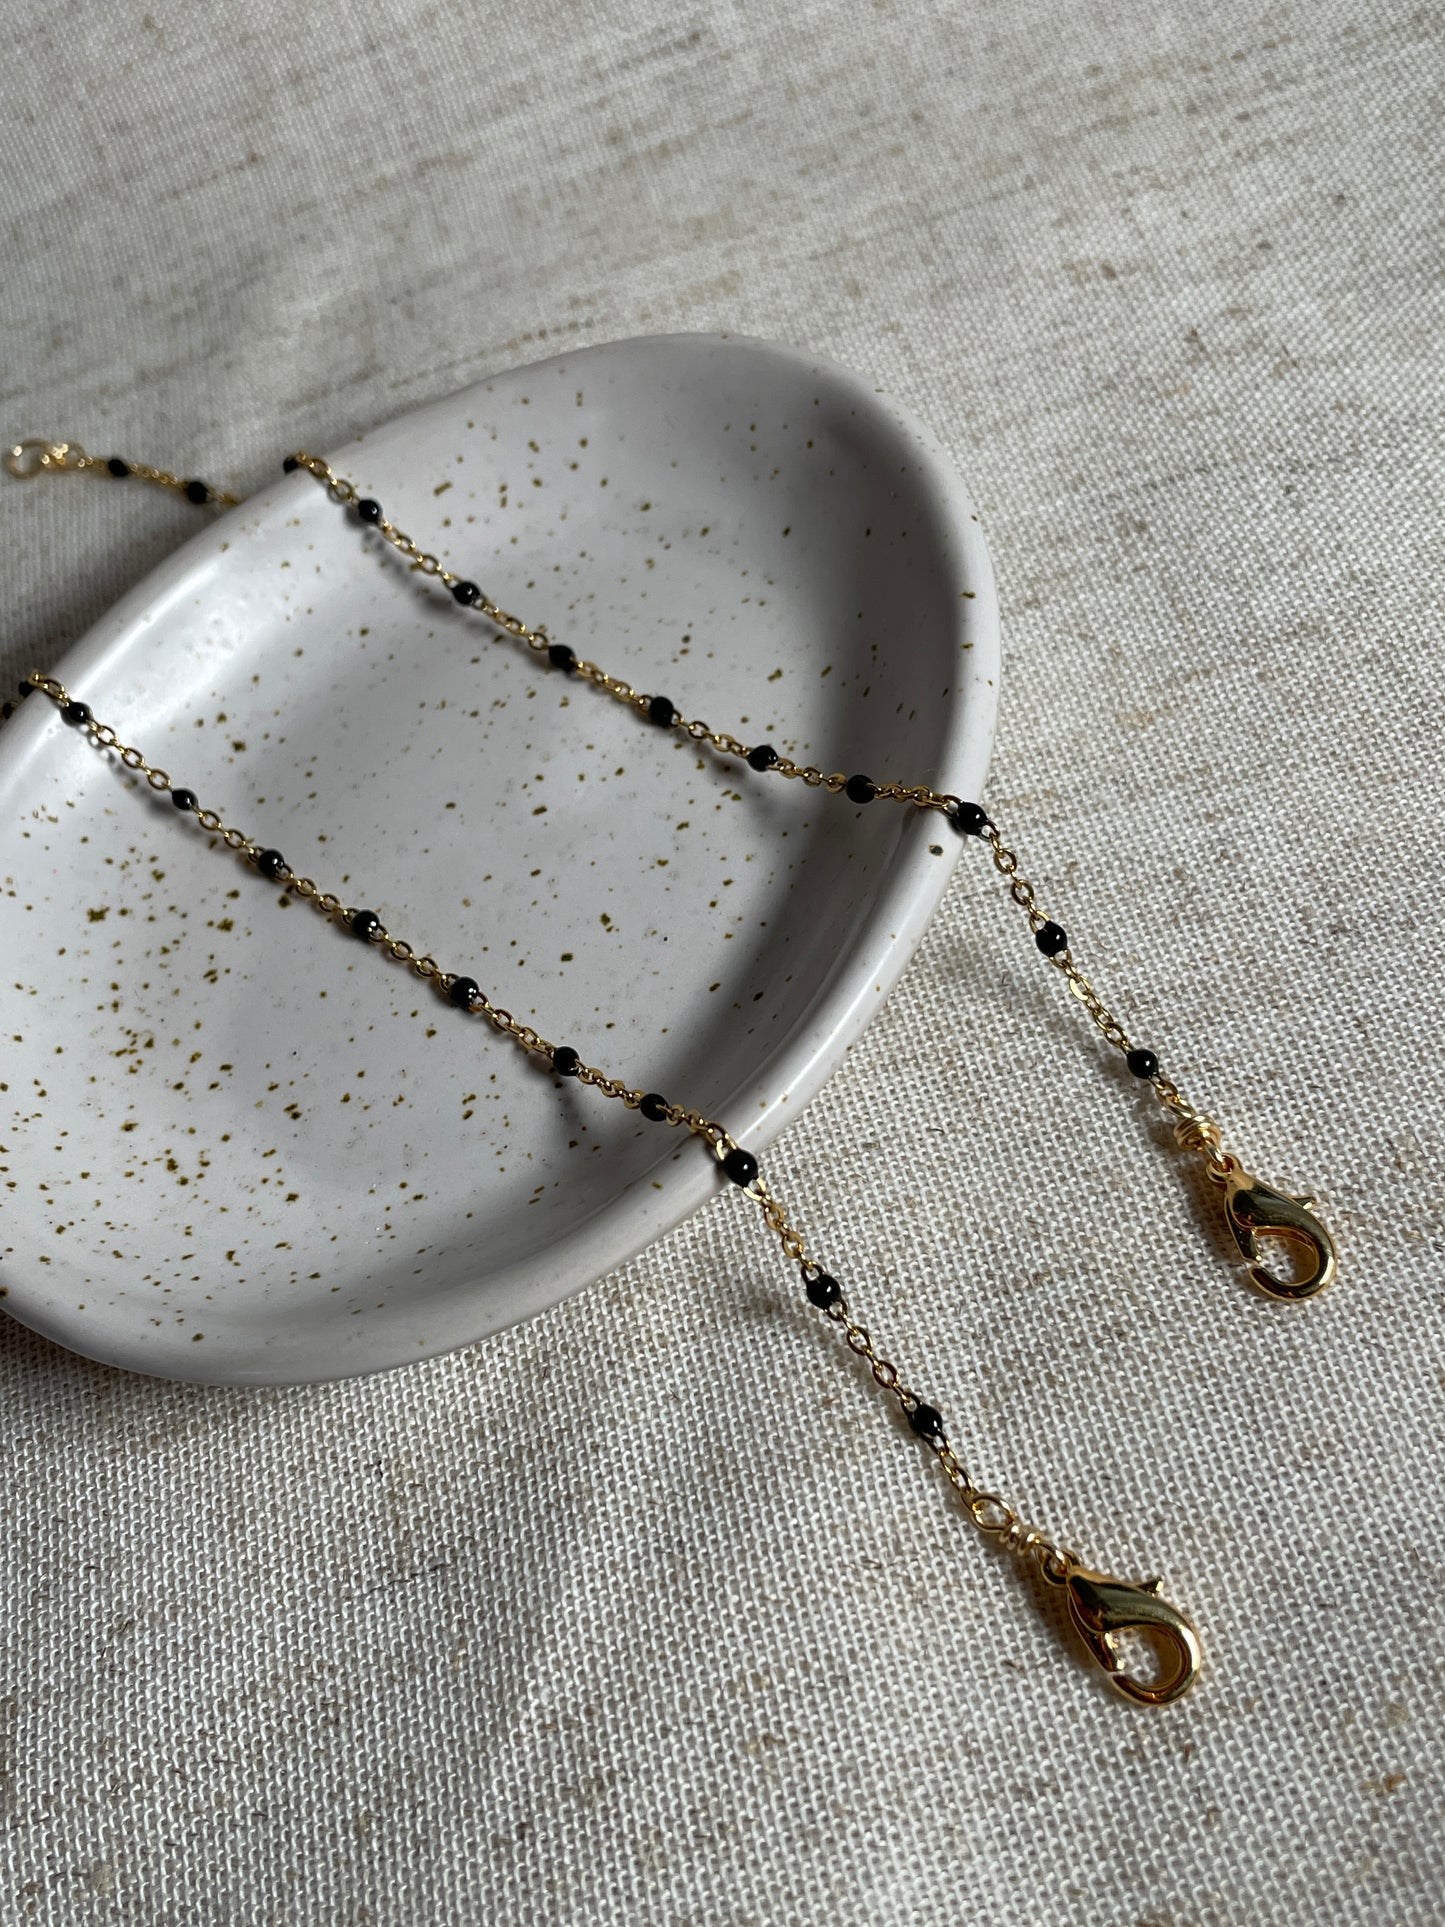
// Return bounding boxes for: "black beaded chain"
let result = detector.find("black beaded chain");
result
[5,667,1203,1704]
[2,432,1341,1701]
[274,447,1334,1306]
[3,437,1306,1246]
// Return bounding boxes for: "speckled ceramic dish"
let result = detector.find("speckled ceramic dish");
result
[0,333,999,1386]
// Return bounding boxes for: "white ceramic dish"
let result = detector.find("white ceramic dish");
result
[0,332,999,1386]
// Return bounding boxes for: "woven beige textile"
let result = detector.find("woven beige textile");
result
[2,2,1441,1921]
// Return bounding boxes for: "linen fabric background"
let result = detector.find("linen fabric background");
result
[3,3,1442,1922]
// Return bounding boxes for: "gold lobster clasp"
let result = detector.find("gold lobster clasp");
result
[1219,1163,1336,1301]
[1050,1558,1203,1706]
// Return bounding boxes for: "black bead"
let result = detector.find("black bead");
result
[1126,1047,1160,1080]
[950,800,989,837]
[184,479,209,505]
[648,694,677,727]
[17,681,33,698]
[553,1045,581,1076]
[450,579,481,606]
[844,773,877,805]
[639,1092,670,1122]
[351,909,382,941]
[170,787,197,812]
[722,1146,758,1187]
[1035,920,1068,957]
[805,1271,842,1310]
[746,743,779,771]
[908,1402,945,1440]
[282,455,299,472]
[1,703,12,722]
[61,700,92,727]
[547,642,577,672]
[356,497,382,524]
[107,457,130,478]
[255,848,288,880]
[448,974,479,1009]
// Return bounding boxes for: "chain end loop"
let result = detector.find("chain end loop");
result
[6,439,86,480]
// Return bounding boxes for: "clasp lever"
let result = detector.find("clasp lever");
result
[1220,1164,1336,1300]
[1053,1558,1203,1706]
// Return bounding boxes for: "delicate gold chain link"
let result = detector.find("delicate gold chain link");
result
[6,442,1189,1120]
[979,821,1229,1154]
[273,453,1249,1191]
[0,422,1347,1699]
[5,438,241,507]
[2,438,1335,1307]
[15,669,1093,1617]
[2,428,1226,1696]
[280,451,964,816]
[756,1180,1075,1580]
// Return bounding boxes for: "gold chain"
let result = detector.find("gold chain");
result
[5,437,1338,1298]
[0,425,1346,1699]
[5,436,241,507]
[5,665,1204,1705]
[283,449,960,810]
[1,437,1253,1157]
[275,448,1333,1295]
[979,823,1215,1132]
[259,448,1326,1189]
